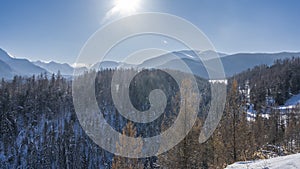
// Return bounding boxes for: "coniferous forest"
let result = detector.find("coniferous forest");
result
[1,58,300,168]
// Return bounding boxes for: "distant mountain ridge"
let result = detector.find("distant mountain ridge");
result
[218,52,300,76]
[0,48,48,79]
[33,61,74,75]
[138,50,300,78]
[1,47,300,79]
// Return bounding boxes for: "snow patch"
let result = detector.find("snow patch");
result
[226,153,300,169]
[285,93,300,106]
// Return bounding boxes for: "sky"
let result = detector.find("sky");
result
[1,0,300,64]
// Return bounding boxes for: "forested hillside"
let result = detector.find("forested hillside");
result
[234,57,300,108]
[1,58,300,168]
[0,69,210,168]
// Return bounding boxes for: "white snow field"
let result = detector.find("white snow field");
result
[226,153,300,169]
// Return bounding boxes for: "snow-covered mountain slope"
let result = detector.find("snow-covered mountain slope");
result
[5,58,47,76]
[0,59,14,79]
[226,153,300,169]
[0,48,13,62]
[0,48,48,78]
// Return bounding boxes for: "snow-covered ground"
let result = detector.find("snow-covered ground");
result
[226,153,300,169]
[285,93,300,107]
[277,93,300,110]
[246,92,300,122]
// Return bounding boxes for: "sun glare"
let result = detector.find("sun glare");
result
[113,0,141,15]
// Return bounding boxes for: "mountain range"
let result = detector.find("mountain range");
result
[0,48,47,79]
[1,47,300,79]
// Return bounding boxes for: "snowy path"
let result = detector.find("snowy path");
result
[226,153,300,169]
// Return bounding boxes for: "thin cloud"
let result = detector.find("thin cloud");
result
[101,0,141,24]
[101,6,119,24]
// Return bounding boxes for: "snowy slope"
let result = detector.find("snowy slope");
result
[0,48,48,78]
[226,153,300,169]
[277,93,300,110]
[0,59,14,79]
[285,93,300,106]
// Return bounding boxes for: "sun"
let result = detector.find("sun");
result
[113,0,141,15]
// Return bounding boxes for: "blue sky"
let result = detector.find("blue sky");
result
[1,0,300,64]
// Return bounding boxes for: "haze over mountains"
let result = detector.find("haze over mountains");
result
[1,47,300,79]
